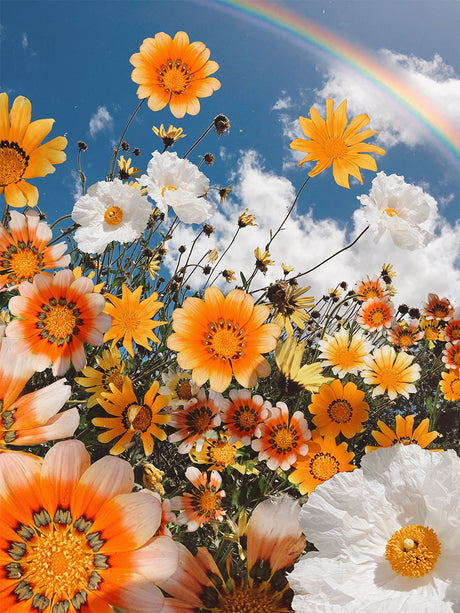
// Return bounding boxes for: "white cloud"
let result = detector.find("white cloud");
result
[272,93,293,111]
[21,33,28,49]
[163,151,460,307]
[70,169,83,200]
[315,51,460,149]
[89,106,113,138]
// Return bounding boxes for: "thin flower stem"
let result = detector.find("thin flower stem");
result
[108,98,145,180]
[206,227,242,288]
[50,214,72,230]
[265,176,310,251]
[182,120,215,159]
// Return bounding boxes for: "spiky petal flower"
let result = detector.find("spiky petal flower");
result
[290,98,385,188]
[317,327,373,378]
[6,269,111,376]
[289,445,460,611]
[0,440,179,612]
[75,346,128,408]
[103,284,166,357]
[0,93,67,207]
[361,345,420,400]
[221,388,269,445]
[276,335,332,394]
[356,296,394,331]
[365,414,440,453]
[0,211,70,289]
[130,31,221,118]
[167,286,281,393]
[440,370,460,401]
[422,293,454,321]
[442,341,460,371]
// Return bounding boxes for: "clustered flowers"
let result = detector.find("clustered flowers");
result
[0,29,458,613]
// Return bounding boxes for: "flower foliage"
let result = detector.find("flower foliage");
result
[0,29,458,613]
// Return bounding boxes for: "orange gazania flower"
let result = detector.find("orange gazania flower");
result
[93,378,171,456]
[440,370,460,401]
[0,440,178,612]
[419,315,445,347]
[104,284,166,357]
[365,414,440,453]
[353,274,388,302]
[388,319,423,349]
[251,402,311,471]
[361,345,420,400]
[0,94,67,208]
[445,311,460,342]
[356,295,394,331]
[167,286,281,393]
[289,433,356,495]
[317,327,373,378]
[130,31,221,118]
[289,98,385,189]
[308,379,369,439]
[190,433,243,472]
[0,337,77,451]
[159,495,305,611]
[422,293,454,321]
[6,269,111,376]
[170,467,226,532]
[167,388,224,454]
[0,211,70,289]
[442,341,460,371]
[221,388,269,445]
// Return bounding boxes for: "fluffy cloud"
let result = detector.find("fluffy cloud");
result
[272,93,293,111]
[21,33,28,49]
[89,106,113,138]
[163,151,460,307]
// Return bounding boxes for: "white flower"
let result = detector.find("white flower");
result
[140,151,214,224]
[72,179,151,254]
[358,172,435,250]
[289,445,460,612]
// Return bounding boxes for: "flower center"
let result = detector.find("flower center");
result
[2,243,43,283]
[328,399,352,423]
[450,378,460,394]
[335,347,360,369]
[103,206,123,226]
[432,305,449,318]
[161,185,177,197]
[157,60,193,95]
[368,307,387,325]
[186,405,213,435]
[324,137,348,160]
[447,325,460,340]
[383,208,399,217]
[309,452,340,482]
[102,367,125,392]
[0,140,29,186]
[127,404,152,432]
[233,405,259,432]
[119,311,141,333]
[5,507,109,610]
[220,585,286,612]
[424,325,439,341]
[37,298,82,344]
[363,287,381,299]
[269,424,298,453]
[397,332,415,347]
[211,442,236,467]
[385,524,441,577]
[202,319,247,362]
[375,366,398,390]
[175,378,193,400]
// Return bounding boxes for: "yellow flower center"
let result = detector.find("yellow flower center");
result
[119,311,141,333]
[397,332,415,347]
[102,367,125,392]
[269,424,298,453]
[38,299,82,344]
[191,487,222,520]
[374,366,399,391]
[186,405,213,435]
[431,304,449,318]
[385,524,441,577]
[157,60,193,95]
[202,318,247,362]
[362,285,383,300]
[324,137,348,160]
[452,348,460,366]
[328,399,352,423]
[220,586,283,613]
[450,378,460,394]
[367,307,387,326]
[448,326,460,340]
[383,208,399,217]
[127,404,152,432]
[0,141,29,186]
[3,244,43,283]
[424,325,439,341]
[210,441,236,467]
[5,508,108,609]
[175,378,193,400]
[309,452,340,482]
[233,405,259,432]
[103,206,123,226]
[161,185,177,197]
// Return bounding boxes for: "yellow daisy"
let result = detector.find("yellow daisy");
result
[267,281,315,335]
[365,414,440,453]
[317,327,373,378]
[190,433,243,471]
[75,346,128,407]
[290,98,385,188]
[361,345,421,400]
[103,284,166,357]
[276,335,332,394]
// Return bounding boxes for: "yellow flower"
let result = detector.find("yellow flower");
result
[254,247,274,274]
[267,281,315,335]
[222,269,236,283]
[152,123,186,148]
[72,265,104,293]
[290,99,385,188]
[361,345,420,400]
[103,284,166,357]
[238,208,257,227]
[117,155,141,179]
[276,336,332,394]
[190,433,243,471]
[75,346,128,408]
[365,414,440,453]
[0,94,67,207]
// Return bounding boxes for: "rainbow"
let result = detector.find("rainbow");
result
[204,0,460,165]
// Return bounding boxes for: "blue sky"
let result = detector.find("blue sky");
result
[1,0,459,305]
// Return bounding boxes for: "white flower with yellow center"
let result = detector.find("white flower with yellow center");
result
[289,444,460,612]
[72,179,152,254]
[358,172,435,250]
[140,151,214,224]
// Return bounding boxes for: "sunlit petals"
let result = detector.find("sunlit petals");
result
[440,369,460,401]
[361,345,421,400]
[365,414,440,453]
[422,293,454,321]
[442,341,460,371]
[221,388,269,445]
[75,346,128,408]
[276,335,332,393]
[318,327,373,378]
[356,295,395,331]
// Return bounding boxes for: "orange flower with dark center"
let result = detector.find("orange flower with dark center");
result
[356,296,394,331]
[422,293,454,321]
[130,31,221,118]
[365,414,440,453]
[445,316,460,342]
[289,433,355,494]
[440,370,460,401]
[353,274,388,302]
[0,94,67,207]
[308,379,369,439]
[290,99,385,188]
[388,320,422,349]
[221,388,269,445]
[167,286,281,393]
[442,341,460,370]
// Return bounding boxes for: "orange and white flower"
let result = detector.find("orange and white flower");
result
[167,286,281,393]
[353,274,388,302]
[356,295,394,331]
[442,341,460,371]
[0,440,178,612]
[221,388,269,445]
[6,269,111,376]
[317,327,373,378]
[251,402,311,471]
[444,309,460,342]
[0,210,69,289]
[388,319,422,349]
[361,345,420,400]
[422,293,454,321]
